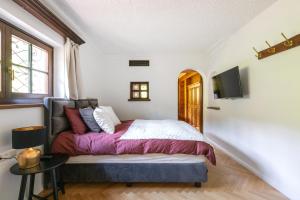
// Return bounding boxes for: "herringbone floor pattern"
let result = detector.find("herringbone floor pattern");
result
[43,149,287,200]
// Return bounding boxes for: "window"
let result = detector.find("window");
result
[0,19,53,105]
[128,82,150,101]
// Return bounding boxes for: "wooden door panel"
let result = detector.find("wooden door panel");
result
[188,83,201,130]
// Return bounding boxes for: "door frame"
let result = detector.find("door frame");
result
[178,70,203,133]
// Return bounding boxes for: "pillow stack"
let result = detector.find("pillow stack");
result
[64,105,121,134]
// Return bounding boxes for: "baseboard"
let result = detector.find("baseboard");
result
[205,134,294,200]
[205,135,261,176]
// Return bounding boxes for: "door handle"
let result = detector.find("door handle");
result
[7,68,15,80]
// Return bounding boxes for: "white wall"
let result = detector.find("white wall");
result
[77,42,106,99]
[205,0,300,199]
[80,53,208,121]
[0,1,64,199]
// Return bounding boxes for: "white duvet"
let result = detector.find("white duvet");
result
[120,119,203,141]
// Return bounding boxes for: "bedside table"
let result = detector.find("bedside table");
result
[10,154,69,200]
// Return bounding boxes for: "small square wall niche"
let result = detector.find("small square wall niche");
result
[128,82,150,101]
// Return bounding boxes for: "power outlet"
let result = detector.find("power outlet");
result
[0,149,17,159]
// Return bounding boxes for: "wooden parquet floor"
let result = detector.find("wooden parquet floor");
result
[43,149,287,200]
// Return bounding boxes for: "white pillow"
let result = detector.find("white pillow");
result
[93,108,115,134]
[98,106,121,126]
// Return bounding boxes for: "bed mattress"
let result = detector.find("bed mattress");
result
[66,153,206,164]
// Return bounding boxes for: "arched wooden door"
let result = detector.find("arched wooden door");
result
[178,70,203,132]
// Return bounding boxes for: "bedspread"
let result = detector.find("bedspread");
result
[52,120,216,165]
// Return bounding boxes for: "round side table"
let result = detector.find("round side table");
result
[10,154,69,200]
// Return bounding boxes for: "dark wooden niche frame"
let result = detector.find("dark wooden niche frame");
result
[13,0,85,45]
[253,33,300,60]
[128,82,151,101]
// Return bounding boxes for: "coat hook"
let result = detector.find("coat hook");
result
[265,41,272,47]
[265,41,276,53]
[281,33,293,47]
[252,47,261,58]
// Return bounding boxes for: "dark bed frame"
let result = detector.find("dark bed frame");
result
[43,97,208,187]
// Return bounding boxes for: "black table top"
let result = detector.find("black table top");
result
[10,154,69,175]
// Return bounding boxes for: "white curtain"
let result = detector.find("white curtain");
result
[64,37,80,100]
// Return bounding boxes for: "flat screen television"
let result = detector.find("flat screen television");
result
[212,66,243,99]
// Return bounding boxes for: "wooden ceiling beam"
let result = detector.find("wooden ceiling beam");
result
[13,0,85,45]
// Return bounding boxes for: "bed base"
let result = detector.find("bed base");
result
[58,163,208,186]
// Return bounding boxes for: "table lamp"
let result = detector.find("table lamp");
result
[12,126,46,169]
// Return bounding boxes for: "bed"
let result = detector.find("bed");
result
[43,98,215,187]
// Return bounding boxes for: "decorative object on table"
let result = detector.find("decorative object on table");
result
[252,32,300,60]
[10,154,69,200]
[12,126,46,169]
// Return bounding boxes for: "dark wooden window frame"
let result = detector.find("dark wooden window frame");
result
[0,19,53,108]
[128,82,151,101]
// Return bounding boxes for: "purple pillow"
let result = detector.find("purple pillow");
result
[64,106,88,134]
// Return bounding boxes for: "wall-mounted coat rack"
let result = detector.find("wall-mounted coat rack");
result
[253,33,300,60]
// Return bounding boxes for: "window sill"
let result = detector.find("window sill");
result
[0,103,43,110]
[128,98,151,101]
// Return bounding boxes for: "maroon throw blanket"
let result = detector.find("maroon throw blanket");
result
[52,120,216,165]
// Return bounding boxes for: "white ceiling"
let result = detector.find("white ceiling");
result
[48,0,277,54]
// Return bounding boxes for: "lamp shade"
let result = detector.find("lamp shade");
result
[12,126,46,149]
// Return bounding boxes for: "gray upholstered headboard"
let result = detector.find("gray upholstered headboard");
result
[43,97,98,153]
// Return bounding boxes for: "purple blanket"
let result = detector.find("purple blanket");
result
[52,120,216,165]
